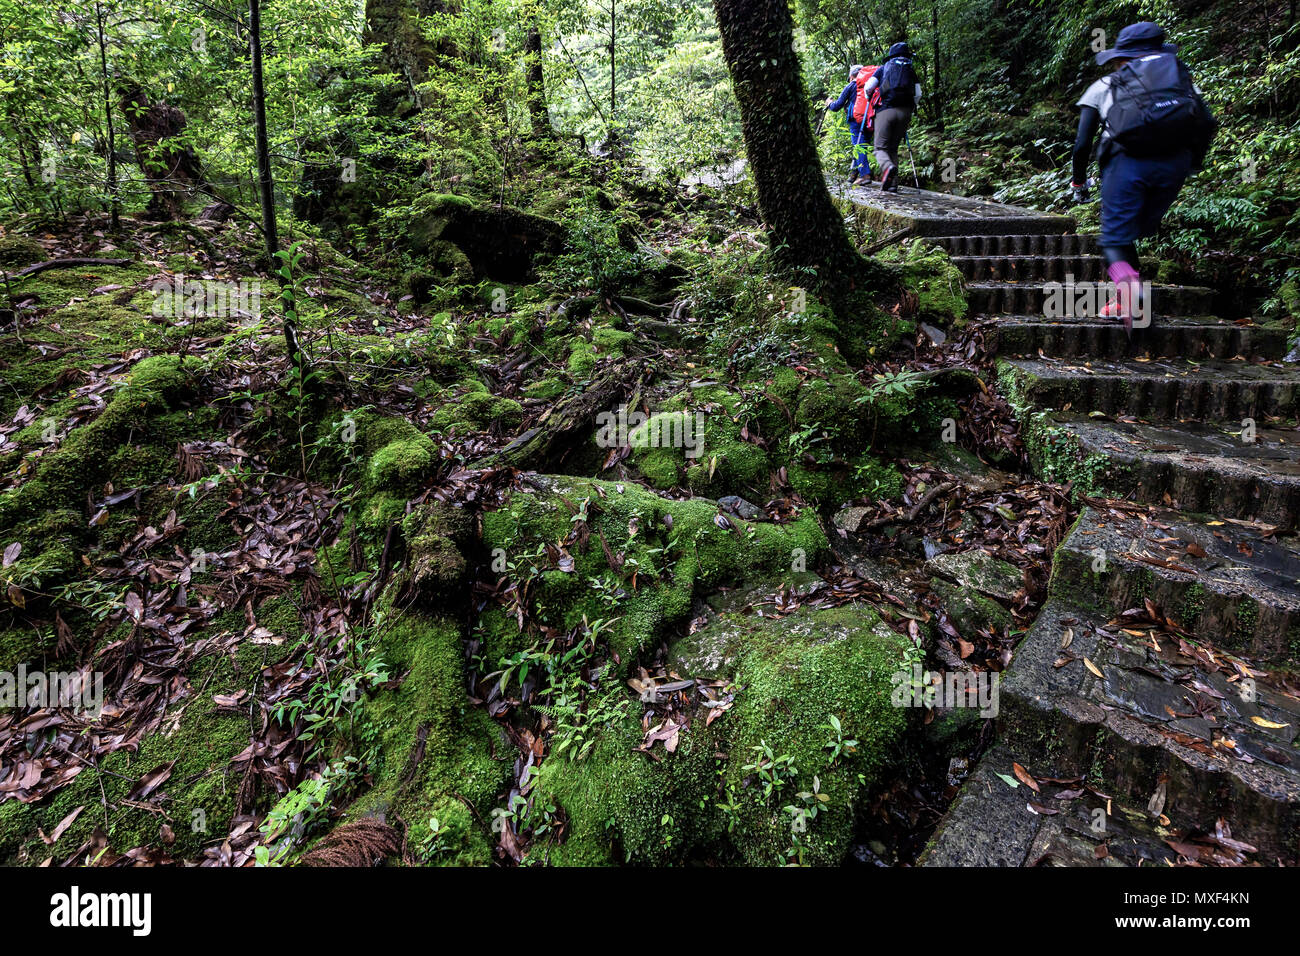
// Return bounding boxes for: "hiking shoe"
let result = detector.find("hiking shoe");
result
[847,173,859,185]
[880,165,897,192]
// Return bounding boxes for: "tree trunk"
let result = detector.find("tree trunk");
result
[94,3,120,231]
[710,0,875,296]
[524,22,554,139]
[118,86,206,221]
[930,0,944,132]
[249,0,301,372]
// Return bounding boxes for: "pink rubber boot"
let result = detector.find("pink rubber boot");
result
[1105,260,1142,336]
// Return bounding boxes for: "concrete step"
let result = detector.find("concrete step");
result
[1002,357,1300,422]
[950,255,1125,283]
[1052,505,1300,663]
[996,596,1300,863]
[1024,415,1300,532]
[967,281,1215,317]
[987,315,1290,362]
[830,179,1075,237]
[921,745,1187,866]
[930,233,1097,257]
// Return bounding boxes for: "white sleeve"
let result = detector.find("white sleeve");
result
[914,82,923,105]
[864,76,879,92]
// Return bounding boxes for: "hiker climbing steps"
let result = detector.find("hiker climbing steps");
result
[836,184,1300,865]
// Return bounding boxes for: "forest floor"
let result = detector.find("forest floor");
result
[0,173,1296,867]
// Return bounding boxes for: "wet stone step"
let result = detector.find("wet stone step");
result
[830,179,1075,236]
[1001,357,1300,422]
[967,281,1215,317]
[988,315,1290,362]
[999,597,1300,863]
[950,255,1117,282]
[929,233,1098,257]
[1052,505,1300,662]
[920,745,1187,866]
[1028,416,1300,533]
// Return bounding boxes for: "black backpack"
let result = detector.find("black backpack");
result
[1104,52,1217,160]
[877,56,917,110]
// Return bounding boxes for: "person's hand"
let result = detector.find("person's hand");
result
[1070,181,1090,203]
[825,98,835,109]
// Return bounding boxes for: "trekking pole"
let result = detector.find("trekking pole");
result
[903,132,921,189]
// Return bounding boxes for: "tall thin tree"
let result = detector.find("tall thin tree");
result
[248,0,301,368]
[93,2,120,231]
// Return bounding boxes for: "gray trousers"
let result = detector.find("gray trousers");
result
[873,107,913,171]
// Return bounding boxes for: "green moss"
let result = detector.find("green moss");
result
[480,476,828,668]
[567,340,596,378]
[880,240,968,326]
[0,235,43,267]
[591,325,634,356]
[348,612,509,866]
[538,604,910,866]
[533,709,723,865]
[430,390,524,434]
[368,437,435,494]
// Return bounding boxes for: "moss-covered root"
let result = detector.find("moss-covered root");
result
[347,611,510,866]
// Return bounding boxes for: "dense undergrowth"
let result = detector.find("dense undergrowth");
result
[0,126,1066,865]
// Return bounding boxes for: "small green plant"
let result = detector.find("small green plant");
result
[742,740,798,802]
[822,715,858,765]
[255,757,357,866]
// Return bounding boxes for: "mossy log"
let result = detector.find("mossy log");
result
[482,365,642,472]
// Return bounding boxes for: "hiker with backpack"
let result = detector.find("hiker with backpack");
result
[825,64,877,184]
[1069,21,1216,332]
[859,42,921,192]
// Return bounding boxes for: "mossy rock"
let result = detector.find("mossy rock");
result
[479,476,828,668]
[539,603,910,866]
[431,390,523,435]
[879,240,968,327]
[406,193,563,284]
[931,578,1012,636]
[0,235,44,268]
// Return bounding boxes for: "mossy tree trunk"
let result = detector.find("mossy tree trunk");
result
[524,21,555,139]
[118,86,207,221]
[710,0,880,302]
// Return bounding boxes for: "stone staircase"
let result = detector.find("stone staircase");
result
[853,192,1300,866]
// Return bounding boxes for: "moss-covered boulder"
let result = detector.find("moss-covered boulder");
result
[479,476,828,667]
[430,388,523,435]
[0,235,44,268]
[407,192,564,284]
[536,603,910,866]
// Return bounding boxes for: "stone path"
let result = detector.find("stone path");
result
[843,184,1300,865]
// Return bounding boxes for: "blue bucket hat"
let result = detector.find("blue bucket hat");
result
[1096,22,1177,65]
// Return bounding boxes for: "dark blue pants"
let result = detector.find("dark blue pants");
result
[1100,150,1193,247]
[848,120,872,178]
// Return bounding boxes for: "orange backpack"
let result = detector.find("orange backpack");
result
[852,65,881,124]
